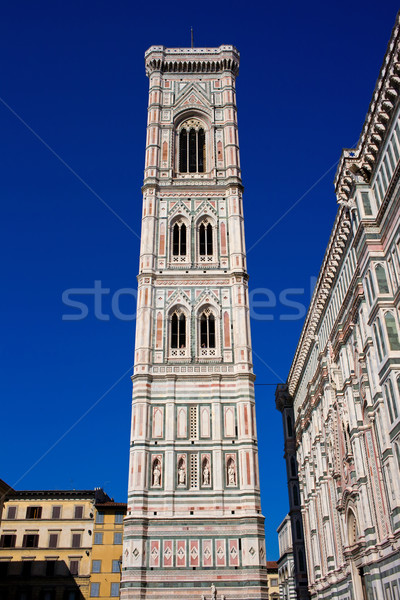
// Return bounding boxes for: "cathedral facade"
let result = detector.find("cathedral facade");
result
[276,13,400,600]
[121,45,267,600]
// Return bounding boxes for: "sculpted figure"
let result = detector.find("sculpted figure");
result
[211,583,216,599]
[178,464,186,485]
[203,463,210,485]
[153,462,161,486]
[228,462,236,485]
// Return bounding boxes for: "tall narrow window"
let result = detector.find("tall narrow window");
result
[375,264,389,293]
[292,484,299,506]
[200,310,215,348]
[172,222,187,256]
[178,121,206,173]
[368,271,376,299]
[286,415,293,437]
[361,191,373,216]
[373,323,383,362]
[385,312,400,350]
[377,317,387,355]
[171,312,186,349]
[179,128,187,172]
[387,379,398,422]
[189,128,197,172]
[199,221,213,256]
[198,128,205,172]
[295,519,302,539]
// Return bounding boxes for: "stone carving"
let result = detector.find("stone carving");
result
[203,462,210,485]
[227,459,236,486]
[152,460,161,487]
[178,458,186,485]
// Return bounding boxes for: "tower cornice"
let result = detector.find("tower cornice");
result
[145,45,240,77]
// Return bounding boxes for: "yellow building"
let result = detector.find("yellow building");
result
[267,561,280,600]
[90,500,126,599]
[0,488,112,600]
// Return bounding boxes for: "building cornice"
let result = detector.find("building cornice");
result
[287,208,352,397]
[4,490,96,500]
[286,13,400,398]
[334,11,400,200]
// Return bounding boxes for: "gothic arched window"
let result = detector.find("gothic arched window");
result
[200,309,215,349]
[172,222,187,256]
[179,122,206,173]
[347,508,359,546]
[199,222,213,256]
[376,263,389,294]
[384,312,400,351]
[171,311,186,349]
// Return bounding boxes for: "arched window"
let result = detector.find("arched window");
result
[347,508,359,546]
[199,222,213,256]
[376,264,389,294]
[172,221,187,256]
[171,311,186,349]
[290,456,297,476]
[200,309,215,349]
[384,312,400,351]
[179,121,206,173]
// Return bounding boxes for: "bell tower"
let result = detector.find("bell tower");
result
[121,45,268,600]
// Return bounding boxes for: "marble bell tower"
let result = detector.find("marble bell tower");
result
[121,44,268,600]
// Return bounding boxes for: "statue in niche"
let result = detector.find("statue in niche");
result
[203,461,210,485]
[152,461,161,487]
[228,460,236,485]
[211,583,217,600]
[178,461,186,485]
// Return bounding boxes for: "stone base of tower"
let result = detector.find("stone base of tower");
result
[121,572,268,600]
[121,578,268,600]
[121,516,268,600]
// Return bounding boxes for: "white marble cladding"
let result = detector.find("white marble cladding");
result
[283,13,400,600]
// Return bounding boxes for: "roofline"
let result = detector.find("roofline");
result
[4,490,96,500]
[287,11,400,398]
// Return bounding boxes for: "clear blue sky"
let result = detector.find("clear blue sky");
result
[0,0,398,559]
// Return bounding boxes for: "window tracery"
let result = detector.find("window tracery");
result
[179,119,206,173]
[197,217,216,264]
[169,309,188,358]
[198,306,219,358]
[170,217,189,264]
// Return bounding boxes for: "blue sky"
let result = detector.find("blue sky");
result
[0,0,398,559]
